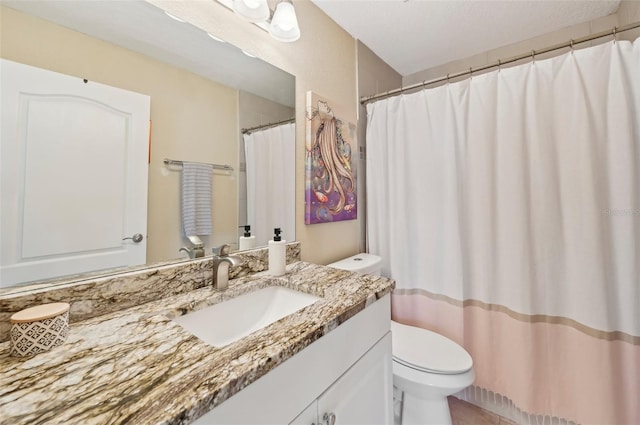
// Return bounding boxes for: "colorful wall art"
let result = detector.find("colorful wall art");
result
[305,92,357,224]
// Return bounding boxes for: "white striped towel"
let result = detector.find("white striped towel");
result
[182,162,213,236]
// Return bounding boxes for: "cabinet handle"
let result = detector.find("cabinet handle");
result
[323,412,336,425]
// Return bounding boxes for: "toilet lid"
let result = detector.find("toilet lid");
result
[391,321,473,375]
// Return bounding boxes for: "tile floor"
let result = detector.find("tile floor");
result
[448,397,517,425]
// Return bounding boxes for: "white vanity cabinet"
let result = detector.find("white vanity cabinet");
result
[196,294,393,425]
[290,332,393,425]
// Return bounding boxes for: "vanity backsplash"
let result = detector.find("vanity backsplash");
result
[0,243,301,343]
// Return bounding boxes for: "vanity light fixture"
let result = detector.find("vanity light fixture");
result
[269,1,300,42]
[221,0,301,42]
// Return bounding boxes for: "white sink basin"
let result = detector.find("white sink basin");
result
[172,286,321,347]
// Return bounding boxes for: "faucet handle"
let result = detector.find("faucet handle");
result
[186,235,204,248]
[212,244,232,256]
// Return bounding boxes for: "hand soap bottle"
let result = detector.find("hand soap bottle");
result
[238,225,256,251]
[268,228,286,276]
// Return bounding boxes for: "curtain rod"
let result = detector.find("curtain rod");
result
[163,158,234,172]
[361,21,640,105]
[241,117,295,135]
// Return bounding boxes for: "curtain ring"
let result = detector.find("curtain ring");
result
[613,26,617,44]
[446,73,450,84]
[469,67,473,77]
[570,39,574,52]
[531,50,535,64]
[498,59,501,71]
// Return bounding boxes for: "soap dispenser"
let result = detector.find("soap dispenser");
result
[238,225,256,251]
[268,228,286,276]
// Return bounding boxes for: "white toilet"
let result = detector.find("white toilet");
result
[328,253,475,425]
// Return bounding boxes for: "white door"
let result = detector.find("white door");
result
[317,333,394,425]
[1,59,150,287]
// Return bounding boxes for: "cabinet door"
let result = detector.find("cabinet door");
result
[317,332,393,425]
[289,400,318,425]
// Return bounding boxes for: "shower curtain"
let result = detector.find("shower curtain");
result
[366,39,639,424]
[243,122,295,247]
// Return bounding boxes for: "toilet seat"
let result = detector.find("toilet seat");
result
[391,321,472,375]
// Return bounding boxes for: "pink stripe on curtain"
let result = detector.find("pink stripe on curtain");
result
[392,293,640,424]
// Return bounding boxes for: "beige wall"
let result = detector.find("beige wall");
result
[404,1,640,87]
[147,0,361,265]
[0,6,239,265]
[618,0,640,29]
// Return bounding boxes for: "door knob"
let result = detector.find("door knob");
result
[122,233,144,243]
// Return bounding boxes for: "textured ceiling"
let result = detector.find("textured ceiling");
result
[312,0,621,76]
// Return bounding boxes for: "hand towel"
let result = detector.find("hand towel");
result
[182,162,213,236]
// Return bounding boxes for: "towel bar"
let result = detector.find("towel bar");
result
[163,158,233,172]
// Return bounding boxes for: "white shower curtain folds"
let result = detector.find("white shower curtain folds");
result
[366,39,639,424]
[243,122,295,247]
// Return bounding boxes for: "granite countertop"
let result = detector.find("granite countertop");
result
[0,262,394,425]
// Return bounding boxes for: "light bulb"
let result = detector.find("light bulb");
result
[269,2,300,42]
[233,0,270,23]
[243,0,261,8]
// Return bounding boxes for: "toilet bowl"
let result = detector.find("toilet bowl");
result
[328,253,475,425]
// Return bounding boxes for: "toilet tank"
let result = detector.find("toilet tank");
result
[327,253,382,276]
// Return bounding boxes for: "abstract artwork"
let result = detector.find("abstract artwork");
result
[305,91,357,224]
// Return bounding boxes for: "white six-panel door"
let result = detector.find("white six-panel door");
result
[1,59,150,287]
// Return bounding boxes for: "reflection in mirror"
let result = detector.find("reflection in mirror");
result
[239,94,296,248]
[0,0,295,289]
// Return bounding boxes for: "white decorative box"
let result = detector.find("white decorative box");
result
[10,303,70,357]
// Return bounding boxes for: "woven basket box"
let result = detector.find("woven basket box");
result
[10,303,70,357]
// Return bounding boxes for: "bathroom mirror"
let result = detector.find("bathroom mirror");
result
[0,0,295,289]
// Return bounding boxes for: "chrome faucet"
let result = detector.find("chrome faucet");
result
[212,244,243,290]
[179,246,205,259]
[179,235,205,259]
